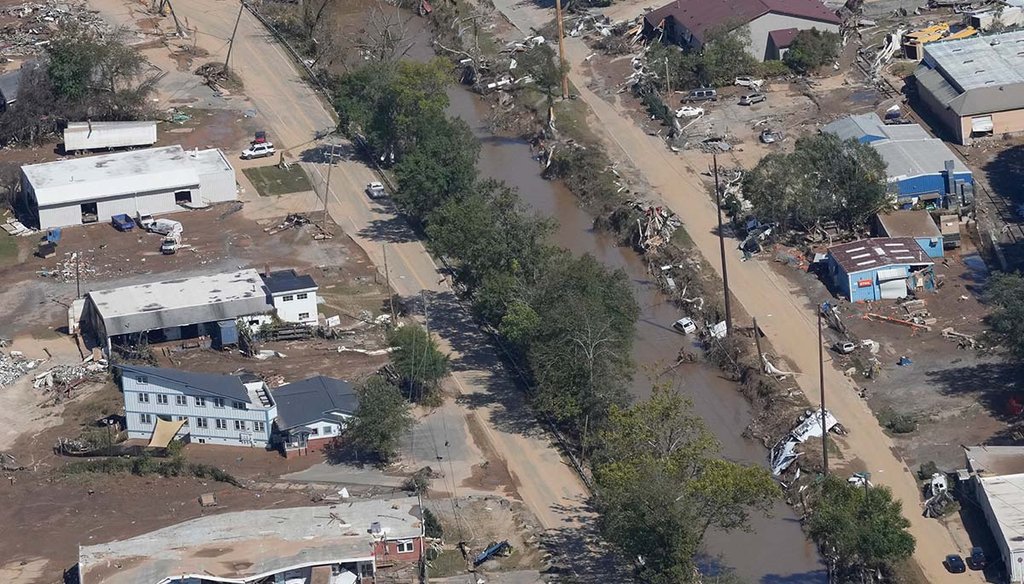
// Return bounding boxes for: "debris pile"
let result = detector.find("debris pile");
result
[1,1,110,57]
[631,201,682,251]
[0,351,40,387]
[36,251,102,283]
[264,213,310,235]
[770,409,840,475]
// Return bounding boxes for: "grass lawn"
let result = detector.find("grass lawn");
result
[0,233,20,267]
[242,164,312,197]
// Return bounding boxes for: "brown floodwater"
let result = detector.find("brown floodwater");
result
[445,86,826,584]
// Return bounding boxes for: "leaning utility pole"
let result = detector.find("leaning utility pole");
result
[554,0,569,99]
[712,153,732,336]
[818,307,829,476]
[223,1,244,75]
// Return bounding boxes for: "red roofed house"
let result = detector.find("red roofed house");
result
[643,0,842,61]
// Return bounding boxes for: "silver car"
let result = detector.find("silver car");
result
[739,93,766,106]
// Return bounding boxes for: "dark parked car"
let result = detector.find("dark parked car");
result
[945,554,967,573]
[969,547,986,570]
[683,88,717,102]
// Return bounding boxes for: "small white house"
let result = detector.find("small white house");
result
[261,269,319,325]
[120,365,277,447]
[22,145,236,229]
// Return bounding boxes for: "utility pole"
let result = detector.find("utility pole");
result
[75,251,81,298]
[713,153,732,336]
[223,1,244,75]
[554,0,569,100]
[664,56,671,97]
[818,307,829,476]
[322,142,335,228]
[752,317,764,366]
[383,244,396,323]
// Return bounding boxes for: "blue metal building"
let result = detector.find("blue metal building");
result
[875,210,944,258]
[822,113,973,208]
[825,237,935,302]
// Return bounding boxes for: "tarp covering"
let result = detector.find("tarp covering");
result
[148,417,187,448]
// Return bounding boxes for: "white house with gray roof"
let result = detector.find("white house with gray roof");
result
[914,29,1024,144]
[120,364,277,447]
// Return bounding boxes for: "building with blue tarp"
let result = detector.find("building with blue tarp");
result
[822,113,973,208]
[825,237,936,302]
[874,210,944,258]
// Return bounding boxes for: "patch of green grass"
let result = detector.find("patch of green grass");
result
[0,233,19,266]
[426,549,467,578]
[671,225,693,248]
[62,454,242,486]
[242,164,312,197]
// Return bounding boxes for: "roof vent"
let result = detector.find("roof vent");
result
[371,521,383,535]
[991,39,1001,45]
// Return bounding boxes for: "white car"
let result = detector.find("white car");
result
[365,182,387,199]
[241,142,275,159]
[734,76,765,89]
[674,106,704,118]
[672,317,697,335]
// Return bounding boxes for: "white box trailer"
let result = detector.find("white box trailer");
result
[63,121,158,153]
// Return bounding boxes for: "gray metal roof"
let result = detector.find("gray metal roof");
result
[918,31,1024,116]
[86,269,273,339]
[78,498,423,584]
[262,269,318,294]
[822,113,886,142]
[879,124,931,141]
[876,210,942,239]
[119,364,251,402]
[871,137,970,180]
[828,237,933,273]
[273,376,358,430]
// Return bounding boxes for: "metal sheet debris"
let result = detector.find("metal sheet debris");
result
[770,409,839,475]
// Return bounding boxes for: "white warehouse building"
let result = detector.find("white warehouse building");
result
[22,145,236,229]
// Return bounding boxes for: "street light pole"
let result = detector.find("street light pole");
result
[322,142,335,228]
[713,153,732,336]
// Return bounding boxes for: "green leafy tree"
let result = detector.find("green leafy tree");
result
[345,376,414,463]
[594,388,780,583]
[393,112,480,221]
[984,272,1024,360]
[426,179,556,291]
[742,133,888,232]
[698,25,757,87]
[807,476,915,580]
[784,29,842,74]
[516,43,566,101]
[387,323,451,402]
[333,59,453,163]
[528,253,639,452]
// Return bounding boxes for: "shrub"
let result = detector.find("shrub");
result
[784,29,841,74]
[423,507,444,539]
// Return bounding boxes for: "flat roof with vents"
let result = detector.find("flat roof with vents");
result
[827,237,933,274]
[926,29,1024,91]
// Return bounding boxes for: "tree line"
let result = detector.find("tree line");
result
[331,58,797,582]
[0,23,156,146]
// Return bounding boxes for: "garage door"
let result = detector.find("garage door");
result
[879,279,908,299]
[972,115,994,133]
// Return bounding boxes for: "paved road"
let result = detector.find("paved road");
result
[483,1,984,580]
[89,0,594,548]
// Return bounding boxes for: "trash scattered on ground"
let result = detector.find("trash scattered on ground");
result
[0,351,40,387]
[770,409,840,475]
[630,201,681,251]
[1,0,111,57]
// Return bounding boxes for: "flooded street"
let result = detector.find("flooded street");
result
[446,87,825,583]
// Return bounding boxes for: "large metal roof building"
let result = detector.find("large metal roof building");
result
[21,145,236,229]
[81,269,273,351]
[914,30,1024,144]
